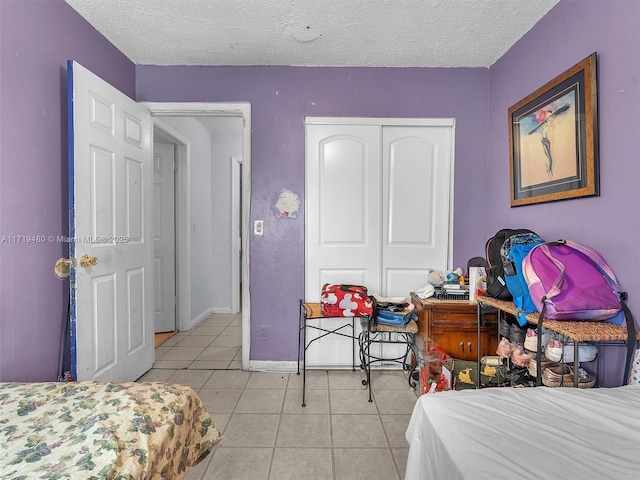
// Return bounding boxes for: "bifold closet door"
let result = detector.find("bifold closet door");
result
[305,125,383,365]
[305,120,453,368]
[305,124,382,302]
[381,125,453,297]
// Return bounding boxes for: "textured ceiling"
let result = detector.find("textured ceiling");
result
[65,0,559,68]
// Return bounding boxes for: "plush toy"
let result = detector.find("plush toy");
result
[427,267,463,286]
[427,270,446,286]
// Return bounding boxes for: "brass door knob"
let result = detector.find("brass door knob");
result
[80,254,98,268]
[54,257,76,279]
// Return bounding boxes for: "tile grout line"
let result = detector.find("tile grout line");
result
[371,376,403,480]
[264,372,290,480]
[326,370,337,480]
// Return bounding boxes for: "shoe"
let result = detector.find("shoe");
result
[528,358,556,378]
[524,328,538,351]
[542,365,596,388]
[542,364,573,387]
[499,319,511,339]
[573,367,596,388]
[510,365,536,387]
[496,337,515,358]
[511,347,535,367]
[545,338,563,362]
[509,323,526,344]
[560,343,598,363]
[480,355,501,366]
[524,327,552,352]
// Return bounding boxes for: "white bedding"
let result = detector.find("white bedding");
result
[405,384,640,480]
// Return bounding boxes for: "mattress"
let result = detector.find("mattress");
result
[0,381,222,479]
[405,384,640,480]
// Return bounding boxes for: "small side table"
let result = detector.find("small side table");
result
[297,300,359,407]
[358,315,419,402]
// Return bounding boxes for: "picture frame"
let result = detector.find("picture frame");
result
[508,53,599,207]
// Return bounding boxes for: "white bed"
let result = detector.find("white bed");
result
[405,384,640,480]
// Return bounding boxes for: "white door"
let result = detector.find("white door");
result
[381,125,453,296]
[304,124,383,366]
[69,61,154,381]
[305,118,454,368]
[305,124,382,301]
[153,142,176,333]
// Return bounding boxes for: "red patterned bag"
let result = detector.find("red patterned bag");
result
[320,284,373,317]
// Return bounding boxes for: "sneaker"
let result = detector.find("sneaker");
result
[524,328,538,351]
[560,343,598,363]
[524,327,552,352]
[545,338,563,362]
[574,367,596,388]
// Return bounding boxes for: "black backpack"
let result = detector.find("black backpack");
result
[484,228,538,300]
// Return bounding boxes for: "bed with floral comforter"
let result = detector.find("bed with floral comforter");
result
[0,381,222,479]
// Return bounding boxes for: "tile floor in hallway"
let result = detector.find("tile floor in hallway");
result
[153,313,243,370]
[137,367,418,480]
[142,311,418,480]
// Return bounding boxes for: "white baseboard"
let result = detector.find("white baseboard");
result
[211,307,235,314]
[248,360,299,372]
[189,308,215,330]
[305,363,403,370]
[246,360,404,372]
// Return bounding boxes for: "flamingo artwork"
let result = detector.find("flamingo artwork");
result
[527,103,571,178]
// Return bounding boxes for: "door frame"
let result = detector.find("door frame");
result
[152,119,190,333]
[231,155,242,314]
[142,102,251,370]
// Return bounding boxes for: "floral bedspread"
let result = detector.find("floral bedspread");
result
[0,381,222,479]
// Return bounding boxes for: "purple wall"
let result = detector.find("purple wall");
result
[136,66,489,361]
[487,0,640,385]
[2,0,637,382]
[0,0,135,381]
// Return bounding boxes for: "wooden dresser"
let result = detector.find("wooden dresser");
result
[410,292,498,361]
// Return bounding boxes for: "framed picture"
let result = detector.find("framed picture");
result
[508,53,599,207]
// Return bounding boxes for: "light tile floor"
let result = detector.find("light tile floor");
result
[153,313,242,370]
[139,312,419,480]
[137,368,417,480]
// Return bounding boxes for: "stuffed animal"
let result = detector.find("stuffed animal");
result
[427,267,463,286]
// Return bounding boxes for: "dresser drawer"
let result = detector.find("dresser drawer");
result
[411,292,498,361]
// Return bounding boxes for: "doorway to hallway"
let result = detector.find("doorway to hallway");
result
[144,102,252,371]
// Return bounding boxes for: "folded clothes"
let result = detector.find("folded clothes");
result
[373,294,408,304]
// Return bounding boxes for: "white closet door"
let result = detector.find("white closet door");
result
[381,126,453,298]
[305,124,382,302]
[305,124,382,367]
[304,119,453,368]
